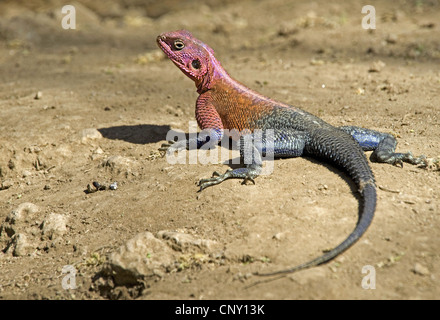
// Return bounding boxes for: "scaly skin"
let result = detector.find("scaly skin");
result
[156,30,426,276]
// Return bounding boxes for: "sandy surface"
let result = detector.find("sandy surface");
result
[0,0,439,300]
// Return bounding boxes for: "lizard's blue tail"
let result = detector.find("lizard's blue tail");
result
[256,127,377,276]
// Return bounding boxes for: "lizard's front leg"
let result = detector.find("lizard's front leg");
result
[160,94,224,154]
[339,126,426,167]
[159,128,223,154]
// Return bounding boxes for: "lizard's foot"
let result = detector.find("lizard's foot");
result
[158,140,187,156]
[374,150,427,167]
[198,169,233,191]
[198,166,260,192]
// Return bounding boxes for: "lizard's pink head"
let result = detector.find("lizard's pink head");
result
[157,30,218,92]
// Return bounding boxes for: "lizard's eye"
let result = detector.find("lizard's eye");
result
[174,40,185,50]
[191,59,201,69]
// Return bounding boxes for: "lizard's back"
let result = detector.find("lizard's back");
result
[208,79,330,133]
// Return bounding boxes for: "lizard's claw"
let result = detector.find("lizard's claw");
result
[158,140,187,156]
[396,152,427,167]
[198,169,233,192]
[197,169,258,191]
[376,151,426,168]
[394,159,404,168]
[158,140,175,156]
[242,175,256,185]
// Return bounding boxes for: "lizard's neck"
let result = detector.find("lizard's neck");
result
[195,54,274,103]
[196,54,232,94]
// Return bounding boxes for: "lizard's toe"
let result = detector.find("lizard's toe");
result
[197,170,233,191]
[242,176,256,185]
[394,159,404,168]
[158,140,175,153]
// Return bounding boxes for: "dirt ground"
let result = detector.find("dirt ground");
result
[0,0,439,300]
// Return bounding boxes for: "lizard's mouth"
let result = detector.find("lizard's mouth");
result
[156,36,185,68]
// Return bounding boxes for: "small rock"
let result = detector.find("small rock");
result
[368,60,386,73]
[5,202,39,225]
[0,203,44,256]
[55,144,72,158]
[272,232,283,241]
[386,34,398,44]
[34,91,43,100]
[356,88,365,95]
[93,181,106,190]
[106,232,176,286]
[11,233,32,256]
[412,263,430,276]
[1,179,13,190]
[157,230,195,249]
[102,155,131,168]
[310,58,325,66]
[278,22,299,37]
[90,147,104,160]
[81,128,103,143]
[41,213,68,240]
[22,170,32,178]
[102,156,133,175]
[156,230,218,252]
[8,159,15,170]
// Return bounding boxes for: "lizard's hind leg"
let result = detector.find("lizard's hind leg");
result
[198,129,308,191]
[339,126,426,167]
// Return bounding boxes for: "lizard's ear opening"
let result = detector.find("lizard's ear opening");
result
[191,59,201,69]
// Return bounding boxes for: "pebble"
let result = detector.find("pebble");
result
[92,181,106,190]
[80,128,103,142]
[272,232,283,241]
[386,34,398,44]
[0,179,13,190]
[1,203,39,255]
[368,60,386,73]
[22,170,32,178]
[90,147,104,160]
[107,232,176,286]
[34,91,43,100]
[102,155,131,169]
[41,213,68,240]
[101,155,134,175]
[6,202,39,225]
[0,203,72,257]
[11,233,32,257]
[156,230,218,252]
[412,263,430,276]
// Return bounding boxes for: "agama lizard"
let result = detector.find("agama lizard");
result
[157,30,426,276]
